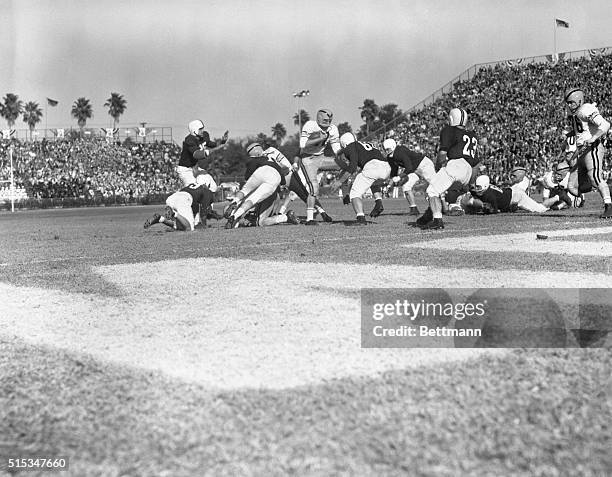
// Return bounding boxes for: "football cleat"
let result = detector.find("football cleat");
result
[415,207,433,226]
[369,202,384,218]
[304,220,319,226]
[355,215,367,225]
[600,204,612,218]
[144,213,161,229]
[286,210,300,225]
[224,216,236,229]
[321,212,333,222]
[223,202,238,219]
[408,206,420,216]
[420,218,445,230]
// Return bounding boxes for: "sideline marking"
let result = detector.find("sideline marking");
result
[403,226,612,257]
[2,257,612,390]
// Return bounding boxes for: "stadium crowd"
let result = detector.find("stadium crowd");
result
[1,54,612,205]
[387,54,612,184]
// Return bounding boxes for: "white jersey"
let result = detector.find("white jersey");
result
[567,102,609,147]
[263,146,292,171]
[541,170,569,190]
[299,120,341,156]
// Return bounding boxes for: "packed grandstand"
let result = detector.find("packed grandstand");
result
[1,51,612,209]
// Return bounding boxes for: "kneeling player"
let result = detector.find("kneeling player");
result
[330,133,391,225]
[144,182,214,231]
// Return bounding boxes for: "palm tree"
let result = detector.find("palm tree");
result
[104,92,127,128]
[22,101,43,140]
[71,97,93,137]
[0,93,23,128]
[293,109,310,131]
[359,99,380,137]
[271,122,287,145]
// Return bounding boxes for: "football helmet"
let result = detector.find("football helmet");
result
[448,108,468,127]
[340,132,356,149]
[564,88,584,114]
[383,138,397,156]
[473,175,490,194]
[188,119,205,136]
[316,109,333,130]
[246,142,263,157]
[510,166,526,182]
[553,161,571,182]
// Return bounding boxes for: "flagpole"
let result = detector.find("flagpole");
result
[553,18,557,62]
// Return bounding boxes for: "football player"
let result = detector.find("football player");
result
[144,182,215,231]
[298,109,342,225]
[417,108,480,229]
[329,133,391,225]
[264,141,332,222]
[468,175,548,213]
[176,119,229,186]
[224,143,294,229]
[563,87,612,218]
[540,161,586,210]
[383,138,436,216]
[508,165,531,195]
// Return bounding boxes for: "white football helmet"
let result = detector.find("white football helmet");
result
[553,161,571,182]
[448,108,468,127]
[340,132,356,149]
[564,88,584,114]
[473,175,490,194]
[383,138,397,156]
[316,109,333,130]
[188,119,205,136]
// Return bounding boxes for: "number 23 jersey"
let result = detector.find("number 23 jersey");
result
[439,125,479,167]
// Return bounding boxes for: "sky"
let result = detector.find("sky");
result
[2,0,612,140]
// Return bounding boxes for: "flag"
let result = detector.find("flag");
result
[556,18,569,28]
[47,98,59,107]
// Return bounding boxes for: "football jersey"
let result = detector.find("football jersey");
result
[470,184,512,212]
[244,156,286,185]
[299,120,341,157]
[567,103,607,146]
[263,146,292,172]
[341,141,386,173]
[180,183,214,215]
[179,132,218,168]
[439,125,479,166]
[388,145,424,176]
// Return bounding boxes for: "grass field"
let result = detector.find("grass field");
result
[0,193,611,476]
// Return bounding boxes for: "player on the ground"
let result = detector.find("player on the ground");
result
[298,109,342,225]
[329,133,391,225]
[262,141,333,222]
[563,87,612,218]
[540,161,586,210]
[383,138,436,216]
[176,119,229,186]
[224,143,295,229]
[144,182,215,231]
[467,175,548,214]
[508,165,531,194]
[416,107,480,229]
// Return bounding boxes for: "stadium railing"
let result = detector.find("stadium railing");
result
[363,46,612,142]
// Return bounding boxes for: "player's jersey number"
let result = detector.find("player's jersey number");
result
[462,135,478,158]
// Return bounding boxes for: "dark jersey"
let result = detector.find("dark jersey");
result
[388,145,424,177]
[180,183,214,215]
[470,185,512,212]
[340,141,386,173]
[179,132,218,168]
[439,125,479,166]
[245,156,286,186]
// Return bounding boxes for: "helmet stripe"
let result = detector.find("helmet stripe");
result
[564,88,582,101]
